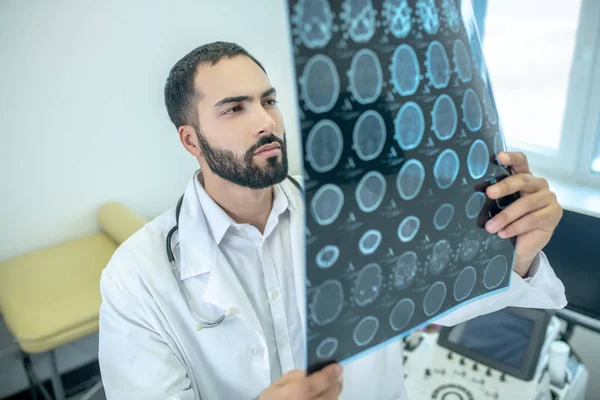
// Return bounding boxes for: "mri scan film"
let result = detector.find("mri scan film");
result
[288,0,518,373]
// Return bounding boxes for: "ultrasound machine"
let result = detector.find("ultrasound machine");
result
[403,210,598,400]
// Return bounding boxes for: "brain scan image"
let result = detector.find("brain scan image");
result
[349,49,384,104]
[391,44,421,96]
[462,88,483,132]
[389,298,415,331]
[416,0,440,35]
[397,159,426,200]
[353,316,379,346]
[353,110,387,161]
[452,39,473,83]
[340,0,377,43]
[355,171,387,213]
[310,184,344,226]
[306,119,344,173]
[434,149,460,189]
[397,215,420,243]
[316,245,340,268]
[289,0,516,370]
[292,0,335,49]
[359,229,382,255]
[383,0,412,39]
[301,54,340,113]
[310,279,345,326]
[425,41,451,89]
[354,263,383,306]
[433,202,454,231]
[393,251,418,290]
[431,94,458,141]
[394,101,425,150]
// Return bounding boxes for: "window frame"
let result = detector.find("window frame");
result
[495,0,600,187]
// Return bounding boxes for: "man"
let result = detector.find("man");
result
[98,41,566,399]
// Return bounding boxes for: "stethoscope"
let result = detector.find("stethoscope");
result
[166,175,303,330]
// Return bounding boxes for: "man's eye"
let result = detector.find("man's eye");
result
[265,99,278,106]
[226,106,242,114]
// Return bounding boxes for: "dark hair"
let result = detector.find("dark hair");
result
[164,41,266,129]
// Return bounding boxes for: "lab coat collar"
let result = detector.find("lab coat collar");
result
[176,171,306,336]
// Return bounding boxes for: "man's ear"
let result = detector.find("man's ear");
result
[178,125,202,158]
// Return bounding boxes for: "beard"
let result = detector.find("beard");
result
[195,127,289,190]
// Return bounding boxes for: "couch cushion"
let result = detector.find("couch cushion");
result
[0,233,117,353]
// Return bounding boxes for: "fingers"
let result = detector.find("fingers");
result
[306,364,343,398]
[497,152,531,174]
[494,203,563,239]
[274,370,306,386]
[485,190,556,234]
[486,173,549,199]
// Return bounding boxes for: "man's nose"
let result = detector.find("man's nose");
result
[254,105,276,136]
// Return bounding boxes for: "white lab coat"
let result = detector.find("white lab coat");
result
[98,172,567,400]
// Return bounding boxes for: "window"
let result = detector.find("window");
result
[480,0,600,185]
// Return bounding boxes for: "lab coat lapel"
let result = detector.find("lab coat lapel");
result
[285,179,307,333]
[178,172,264,338]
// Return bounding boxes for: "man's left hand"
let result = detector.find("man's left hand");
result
[484,152,563,277]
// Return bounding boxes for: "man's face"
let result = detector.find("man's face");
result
[193,55,288,189]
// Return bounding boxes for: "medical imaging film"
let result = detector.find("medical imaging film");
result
[286,0,519,372]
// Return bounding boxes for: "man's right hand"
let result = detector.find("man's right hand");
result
[258,363,344,400]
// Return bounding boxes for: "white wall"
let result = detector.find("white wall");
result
[0,0,302,262]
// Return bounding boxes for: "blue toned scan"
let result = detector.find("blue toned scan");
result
[353,110,387,161]
[391,44,420,96]
[397,215,420,243]
[441,0,460,33]
[354,263,382,306]
[394,101,425,150]
[425,41,450,90]
[353,316,379,347]
[340,0,377,43]
[458,229,481,262]
[300,54,340,114]
[310,184,344,226]
[316,245,340,269]
[453,266,476,301]
[465,191,486,219]
[467,139,490,179]
[423,281,447,316]
[355,171,387,213]
[359,229,382,255]
[316,337,338,359]
[396,159,425,200]
[306,119,343,173]
[383,0,412,39]
[310,279,344,326]
[433,203,454,231]
[289,0,517,371]
[291,0,335,49]
[416,0,440,35]
[389,298,415,331]
[427,239,453,275]
[484,255,509,289]
[349,49,384,104]
[393,251,418,290]
[433,149,460,189]
[462,88,483,132]
[452,39,472,83]
[431,94,458,141]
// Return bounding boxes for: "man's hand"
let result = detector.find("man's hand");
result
[258,364,343,400]
[484,152,563,277]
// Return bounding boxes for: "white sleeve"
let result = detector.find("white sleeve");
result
[434,252,567,327]
[98,262,195,400]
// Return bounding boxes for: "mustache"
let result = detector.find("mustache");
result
[247,133,286,155]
